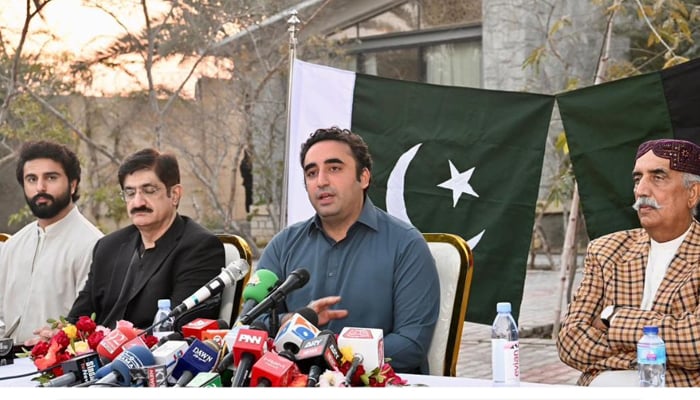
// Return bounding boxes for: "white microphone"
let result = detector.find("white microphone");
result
[170,259,250,318]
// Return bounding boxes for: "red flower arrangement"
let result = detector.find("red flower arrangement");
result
[25,317,160,384]
[29,315,107,371]
[317,345,407,387]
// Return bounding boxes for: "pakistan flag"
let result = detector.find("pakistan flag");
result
[288,60,555,324]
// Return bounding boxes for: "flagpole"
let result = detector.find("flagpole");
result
[280,10,301,232]
[552,0,620,338]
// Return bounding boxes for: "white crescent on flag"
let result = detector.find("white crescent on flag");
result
[385,143,485,249]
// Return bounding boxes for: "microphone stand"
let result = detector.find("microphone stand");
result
[269,308,280,337]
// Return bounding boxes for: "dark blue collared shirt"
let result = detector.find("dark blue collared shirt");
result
[259,198,440,373]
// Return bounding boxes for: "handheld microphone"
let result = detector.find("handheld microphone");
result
[273,308,320,354]
[337,327,384,372]
[171,339,221,387]
[130,364,168,387]
[343,354,364,387]
[41,352,102,387]
[217,321,269,375]
[234,269,280,326]
[92,345,155,386]
[231,328,269,387]
[250,351,300,387]
[237,268,311,326]
[181,318,228,340]
[151,339,189,376]
[170,259,250,318]
[0,338,13,366]
[96,324,139,362]
[295,330,342,387]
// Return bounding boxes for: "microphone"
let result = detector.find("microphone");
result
[295,330,342,387]
[250,351,300,387]
[96,324,139,362]
[237,268,311,326]
[41,352,102,387]
[170,259,250,318]
[130,364,168,387]
[343,354,364,387]
[234,269,280,325]
[92,345,155,386]
[185,371,223,387]
[217,321,269,376]
[171,339,221,387]
[152,332,184,349]
[0,338,13,366]
[151,339,189,376]
[230,328,269,387]
[273,307,320,354]
[337,327,384,372]
[181,318,228,340]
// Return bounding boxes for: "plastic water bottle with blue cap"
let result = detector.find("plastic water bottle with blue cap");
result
[152,298,175,337]
[491,302,520,385]
[637,325,665,387]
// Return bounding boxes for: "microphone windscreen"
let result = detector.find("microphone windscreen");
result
[171,339,220,380]
[250,351,299,387]
[96,326,138,361]
[242,269,279,301]
[102,345,156,386]
[294,307,319,327]
[216,319,230,329]
[181,318,222,340]
[151,340,189,375]
[273,312,320,355]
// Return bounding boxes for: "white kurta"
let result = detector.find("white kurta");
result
[0,206,103,343]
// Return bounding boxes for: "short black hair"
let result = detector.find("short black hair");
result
[118,148,180,191]
[16,140,82,202]
[299,127,373,187]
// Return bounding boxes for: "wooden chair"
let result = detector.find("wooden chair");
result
[423,232,474,376]
[0,233,10,242]
[216,233,252,326]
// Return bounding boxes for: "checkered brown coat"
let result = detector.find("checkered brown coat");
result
[557,220,700,386]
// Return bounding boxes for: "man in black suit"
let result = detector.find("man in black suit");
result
[68,148,225,329]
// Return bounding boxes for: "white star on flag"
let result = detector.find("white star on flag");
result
[437,160,479,207]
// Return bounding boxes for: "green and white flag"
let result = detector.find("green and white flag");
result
[559,57,700,240]
[288,59,555,324]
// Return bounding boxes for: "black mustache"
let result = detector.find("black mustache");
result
[31,194,54,203]
[130,207,153,214]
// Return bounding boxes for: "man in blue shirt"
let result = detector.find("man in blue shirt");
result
[258,127,440,374]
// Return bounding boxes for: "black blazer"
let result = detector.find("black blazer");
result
[68,214,225,330]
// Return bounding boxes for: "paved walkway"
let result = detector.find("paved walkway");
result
[454,268,583,385]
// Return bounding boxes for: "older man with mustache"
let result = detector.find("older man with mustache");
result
[558,139,700,387]
[68,148,224,330]
[0,141,103,345]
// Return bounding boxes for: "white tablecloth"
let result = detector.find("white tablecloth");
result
[0,357,546,388]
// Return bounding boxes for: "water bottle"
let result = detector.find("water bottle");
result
[152,298,174,336]
[491,302,520,385]
[637,325,666,387]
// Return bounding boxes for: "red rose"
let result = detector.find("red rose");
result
[57,351,72,363]
[50,330,70,351]
[31,341,50,358]
[339,360,366,386]
[76,316,97,334]
[87,330,105,350]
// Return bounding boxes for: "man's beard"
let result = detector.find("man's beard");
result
[26,187,71,219]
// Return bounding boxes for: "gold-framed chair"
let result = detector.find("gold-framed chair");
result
[423,232,474,377]
[0,233,10,242]
[216,233,253,326]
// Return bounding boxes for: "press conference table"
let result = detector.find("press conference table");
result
[0,357,548,388]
